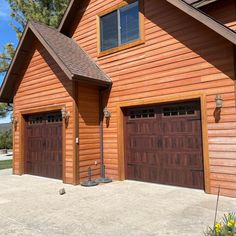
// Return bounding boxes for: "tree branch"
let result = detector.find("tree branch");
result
[0,68,8,73]
[0,56,12,61]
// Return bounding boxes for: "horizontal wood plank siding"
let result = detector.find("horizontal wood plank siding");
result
[201,0,236,31]
[13,42,75,184]
[71,0,236,196]
[78,85,100,181]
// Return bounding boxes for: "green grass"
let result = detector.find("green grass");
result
[0,160,12,170]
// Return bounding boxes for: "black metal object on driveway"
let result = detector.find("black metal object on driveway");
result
[96,165,112,184]
[81,167,98,187]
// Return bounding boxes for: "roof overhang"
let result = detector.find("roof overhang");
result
[0,24,35,103]
[167,0,236,45]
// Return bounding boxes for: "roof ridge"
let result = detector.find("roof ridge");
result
[29,20,60,32]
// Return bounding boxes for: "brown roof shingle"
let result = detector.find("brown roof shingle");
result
[30,21,111,84]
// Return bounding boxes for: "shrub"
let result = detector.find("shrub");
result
[0,130,12,150]
[205,213,236,236]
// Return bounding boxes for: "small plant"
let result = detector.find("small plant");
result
[205,212,236,236]
[0,130,12,150]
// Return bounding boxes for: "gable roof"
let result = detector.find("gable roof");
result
[59,0,236,44]
[0,21,111,103]
[30,21,110,84]
[167,0,236,45]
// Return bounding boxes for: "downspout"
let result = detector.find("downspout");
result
[234,45,236,107]
[96,87,112,183]
[99,88,105,177]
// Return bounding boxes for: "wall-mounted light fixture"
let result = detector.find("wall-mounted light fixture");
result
[103,107,112,118]
[103,107,111,128]
[11,114,18,131]
[214,95,223,123]
[61,107,70,128]
[215,95,223,109]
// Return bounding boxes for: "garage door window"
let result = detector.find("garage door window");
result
[129,108,155,120]
[162,104,196,117]
[28,116,43,125]
[47,114,62,123]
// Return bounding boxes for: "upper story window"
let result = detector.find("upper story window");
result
[99,1,143,55]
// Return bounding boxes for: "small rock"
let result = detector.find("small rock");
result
[59,188,66,195]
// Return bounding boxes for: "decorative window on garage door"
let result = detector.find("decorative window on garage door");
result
[27,112,62,125]
[46,113,62,123]
[162,103,196,117]
[28,115,44,125]
[129,108,155,120]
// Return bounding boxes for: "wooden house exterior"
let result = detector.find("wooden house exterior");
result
[1,0,236,197]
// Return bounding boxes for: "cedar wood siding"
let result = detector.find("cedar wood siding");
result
[70,0,236,196]
[78,85,100,180]
[201,0,236,31]
[13,42,75,184]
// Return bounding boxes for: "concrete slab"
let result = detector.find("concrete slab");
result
[0,169,236,236]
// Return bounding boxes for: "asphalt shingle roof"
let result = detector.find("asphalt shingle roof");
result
[30,21,111,84]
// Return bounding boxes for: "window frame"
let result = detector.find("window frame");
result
[97,0,144,57]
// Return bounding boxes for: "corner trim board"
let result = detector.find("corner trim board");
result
[72,81,80,185]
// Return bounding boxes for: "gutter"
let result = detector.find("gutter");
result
[192,0,218,8]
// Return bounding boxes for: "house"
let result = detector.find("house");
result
[0,0,236,197]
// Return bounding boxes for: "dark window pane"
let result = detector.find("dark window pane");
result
[100,11,118,51]
[120,1,140,45]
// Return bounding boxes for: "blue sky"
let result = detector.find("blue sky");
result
[0,0,19,123]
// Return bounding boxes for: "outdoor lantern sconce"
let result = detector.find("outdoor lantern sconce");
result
[215,95,223,109]
[103,107,111,128]
[61,107,70,128]
[103,107,112,119]
[214,95,223,123]
[11,115,18,131]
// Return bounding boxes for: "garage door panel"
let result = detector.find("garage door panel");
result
[25,112,62,180]
[125,101,204,189]
[127,164,202,188]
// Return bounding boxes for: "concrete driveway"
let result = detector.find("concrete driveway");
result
[0,169,236,236]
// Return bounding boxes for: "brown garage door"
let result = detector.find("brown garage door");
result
[124,101,204,189]
[25,112,63,179]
